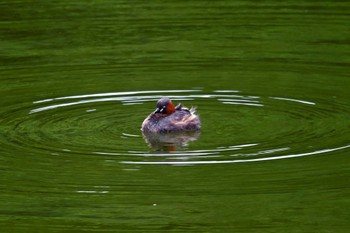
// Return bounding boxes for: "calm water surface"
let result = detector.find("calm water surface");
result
[1,1,350,232]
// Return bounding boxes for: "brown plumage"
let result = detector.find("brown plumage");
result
[141,98,201,133]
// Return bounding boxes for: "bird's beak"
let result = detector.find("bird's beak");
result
[154,108,160,113]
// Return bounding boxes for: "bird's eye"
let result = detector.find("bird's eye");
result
[160,107,166,113]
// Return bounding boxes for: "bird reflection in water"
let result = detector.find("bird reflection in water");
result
[142,131,200,151]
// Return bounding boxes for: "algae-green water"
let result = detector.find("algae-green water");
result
[1,1,350,232]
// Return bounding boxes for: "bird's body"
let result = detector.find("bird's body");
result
[141,98,201,133]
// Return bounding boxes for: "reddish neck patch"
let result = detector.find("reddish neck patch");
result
[166,102,175,114]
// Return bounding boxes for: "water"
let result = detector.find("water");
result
[1,0,350,232]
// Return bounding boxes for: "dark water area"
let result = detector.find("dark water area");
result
[1,1,350,232]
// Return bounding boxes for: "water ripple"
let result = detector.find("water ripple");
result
[121,144,350,165]
[2,89,350,166]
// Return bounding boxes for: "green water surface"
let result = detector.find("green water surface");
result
[1,0,350,232]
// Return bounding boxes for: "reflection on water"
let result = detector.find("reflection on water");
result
[1,0,350,232]
[7,89,346,166]
[142,130,201,151]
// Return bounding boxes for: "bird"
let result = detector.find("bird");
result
[141,98,201,133]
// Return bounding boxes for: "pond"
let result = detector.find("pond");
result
[1,1,350,232]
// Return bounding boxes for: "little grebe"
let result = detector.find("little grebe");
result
[141,98,201,133]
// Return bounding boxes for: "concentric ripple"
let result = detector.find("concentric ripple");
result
[2,89,350,165]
